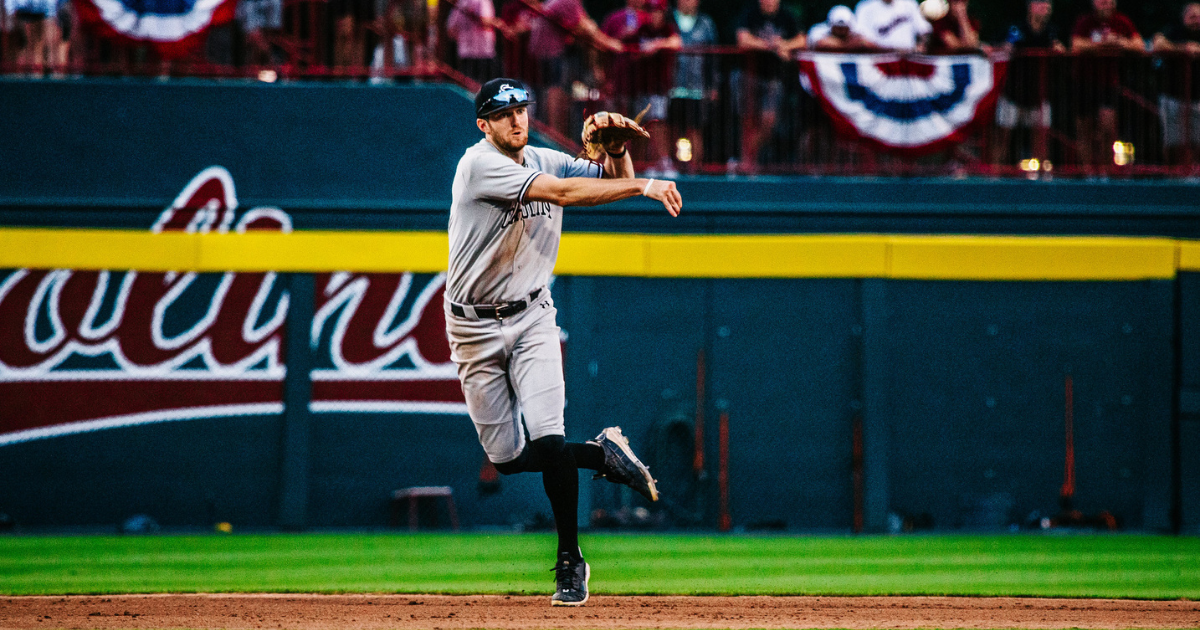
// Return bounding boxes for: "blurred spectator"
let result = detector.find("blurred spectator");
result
[601,0,647,107]
[51,0,73,73]
[9,0,62,75]
[1152,2,1200,53]
[447,0,507,82]
[629,0,681,177]
[498,0,536,80]
[992,0,1064,166]
[529,0,621,134]
[371,0,424,80]
[926,0,980,53]
[208,0,280,67]
[597,0,640,119]
[1070,0,1143,173]
[601,0,644,43]
[1152,1,1200,166]
[921,0,984,171]
[669,0,716,172]
[603,0,679,173]
[240,0,283,65]
[805,6,877,170]
[808,5,875,50]
[854,0,929,51]
[332,0,375,66]
[734,0,805,172]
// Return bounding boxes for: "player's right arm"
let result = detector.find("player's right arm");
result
[525,173,682,217]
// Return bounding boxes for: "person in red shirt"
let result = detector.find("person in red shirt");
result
[1070,0,1144,173]
[630,0,681,176]
[926,0,982,54]
[527,0,621,135]
[498,0,538,82]
[601,0,645,42]
[600,0,680,176]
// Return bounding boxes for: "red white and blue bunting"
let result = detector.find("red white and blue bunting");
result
[798,53,1007,156]
[74,0,236,59]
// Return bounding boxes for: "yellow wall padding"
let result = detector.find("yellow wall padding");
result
[0,228,1194,280]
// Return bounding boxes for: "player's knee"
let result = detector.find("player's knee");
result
[493,436,567,475]
[492,449,531,475]
[529,435,566,461]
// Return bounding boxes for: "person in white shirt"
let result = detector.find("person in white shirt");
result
[853,0,931,51]
[808,5,878,50]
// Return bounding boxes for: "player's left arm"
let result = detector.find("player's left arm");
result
[604,148,635,179]
[585,111,642,179]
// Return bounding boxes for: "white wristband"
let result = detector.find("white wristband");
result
[642,178,656,196]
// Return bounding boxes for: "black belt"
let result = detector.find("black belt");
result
[451,288,542,320]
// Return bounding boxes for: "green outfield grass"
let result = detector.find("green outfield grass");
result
[0,533,1196,598]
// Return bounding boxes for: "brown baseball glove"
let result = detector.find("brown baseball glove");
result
[580,109,651,161]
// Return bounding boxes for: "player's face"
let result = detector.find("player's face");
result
[481,106,530,153]
[1092,0,1114,17]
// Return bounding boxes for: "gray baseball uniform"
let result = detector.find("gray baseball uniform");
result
[446,138,603,464]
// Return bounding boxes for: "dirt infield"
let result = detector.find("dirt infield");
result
[3,594,1200,629]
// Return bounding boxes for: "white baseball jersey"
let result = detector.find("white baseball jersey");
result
[807,22,832,47]
[854,0,930,50]
[446,138,602,306]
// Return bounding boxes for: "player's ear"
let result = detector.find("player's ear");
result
[477,118,490,134]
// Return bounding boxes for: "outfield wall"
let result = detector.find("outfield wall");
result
[1,78,1198,534]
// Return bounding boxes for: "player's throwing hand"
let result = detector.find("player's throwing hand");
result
[643,178,682,217]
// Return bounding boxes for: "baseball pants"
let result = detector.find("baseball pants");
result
[445,290,565,465]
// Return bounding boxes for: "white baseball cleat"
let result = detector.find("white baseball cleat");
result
[590,426,659,502]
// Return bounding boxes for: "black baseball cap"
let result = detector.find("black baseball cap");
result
[475,78,535,119]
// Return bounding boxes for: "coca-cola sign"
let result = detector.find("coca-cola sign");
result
[0,167,464,446]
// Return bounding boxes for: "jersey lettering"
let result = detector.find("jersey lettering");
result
[877,14,911,36]
[501,200,553,228]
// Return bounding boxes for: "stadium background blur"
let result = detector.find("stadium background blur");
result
[1,0,1199,538]
[612,0,1188,48]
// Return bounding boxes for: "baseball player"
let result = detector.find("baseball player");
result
[447,78,682,607]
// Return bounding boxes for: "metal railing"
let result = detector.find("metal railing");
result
[489,44,1200,178]
[4,2,1199,178]
[509,46,1200,178]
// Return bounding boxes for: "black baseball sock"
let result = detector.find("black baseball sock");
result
[536,440,581,560]
[492,437,601,561]
[494,440,604,474]
[568,442,604,471]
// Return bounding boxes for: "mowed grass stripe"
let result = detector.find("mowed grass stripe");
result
[0,533,1196,598]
